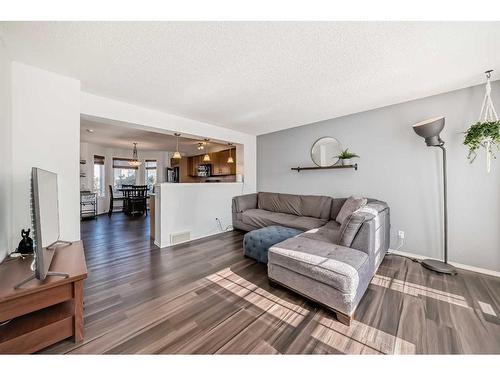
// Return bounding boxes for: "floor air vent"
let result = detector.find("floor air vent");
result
[170,231,191,245]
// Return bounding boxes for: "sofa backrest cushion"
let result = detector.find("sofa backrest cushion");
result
[258,192,332,220]
[258,192,300,215]
[330,198,347,220]
[335,196,368,224]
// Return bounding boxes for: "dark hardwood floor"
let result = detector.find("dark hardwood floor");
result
[41,213,500,354]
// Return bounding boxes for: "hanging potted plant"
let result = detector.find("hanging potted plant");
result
[337,149,359,166]
[464,70,500,173]
[463,120,499,164]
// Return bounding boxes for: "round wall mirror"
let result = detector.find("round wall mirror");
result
[310,137,343,167]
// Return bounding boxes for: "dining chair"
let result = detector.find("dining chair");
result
[127,186,148,216]
[108,185,124,216]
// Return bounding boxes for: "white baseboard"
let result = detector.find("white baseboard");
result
[388,249,500,278]
[154,229,233,249]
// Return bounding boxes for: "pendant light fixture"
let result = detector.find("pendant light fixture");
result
[173,133,182,159]
[227,143,234,163]
[203,139,211,162]
[128,142,142,167]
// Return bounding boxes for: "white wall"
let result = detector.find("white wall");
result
[258,81,500,272]
[80,92,257,194]
[0,37,12,261]
[1,62,255,256]
[11,62,81,246]
[80,141,170,214]
[155,182,244,248]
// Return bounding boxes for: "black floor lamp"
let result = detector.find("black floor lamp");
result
[412,117,457,275]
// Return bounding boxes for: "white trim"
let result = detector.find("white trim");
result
[153,229,232,249]
[389,249,500,278]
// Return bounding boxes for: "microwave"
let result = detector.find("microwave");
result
[197,164,211,177]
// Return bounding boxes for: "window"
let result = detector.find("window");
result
[113,158,138,189]
[93,155,105,197]
[145,159,157,191]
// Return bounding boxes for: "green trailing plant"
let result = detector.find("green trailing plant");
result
[463,121,500,162]
[337,149,360,160]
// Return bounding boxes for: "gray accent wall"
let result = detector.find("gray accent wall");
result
[258,81,500,272]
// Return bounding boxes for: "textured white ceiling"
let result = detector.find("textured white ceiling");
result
[80,117,230,156]
[2,22,500,135]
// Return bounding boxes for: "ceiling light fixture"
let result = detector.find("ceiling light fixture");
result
[227,143,234,163]
[203,139,211,162]
[197,142,204,150]
[128,142,142,167]
[86,129,94,133]
[173,133,182,159]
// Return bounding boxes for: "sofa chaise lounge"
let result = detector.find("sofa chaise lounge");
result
[232,192,390,325]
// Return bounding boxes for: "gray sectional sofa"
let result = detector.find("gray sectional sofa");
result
[232,192,390,325]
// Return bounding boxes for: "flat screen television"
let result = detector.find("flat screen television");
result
[15,167,71,288]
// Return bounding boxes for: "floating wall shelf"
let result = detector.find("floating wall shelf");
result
[291,164,358,172]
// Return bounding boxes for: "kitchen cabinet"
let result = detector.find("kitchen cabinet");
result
[211,150,232,176]
[170,158,180,167]
[187,148,236,177]
[188,156,194,176]
[211,151,223,175]
[189,154,204,176]
[179,157,197,183]
[227,149,237,175]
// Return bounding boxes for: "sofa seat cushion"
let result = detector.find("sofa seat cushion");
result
[299,221,341,244]
[268,237,369,295]
[241,209,327,231]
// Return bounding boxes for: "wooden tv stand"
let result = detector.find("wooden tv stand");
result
[0,241,87,353]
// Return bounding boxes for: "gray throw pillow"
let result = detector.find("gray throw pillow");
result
[338,209,373,247]
[335,196,367,224]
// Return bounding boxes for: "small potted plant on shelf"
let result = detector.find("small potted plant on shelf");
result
[337,149,359,166]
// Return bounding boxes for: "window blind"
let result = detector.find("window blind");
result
[145,160,157,170]
[94,155,105,165]
[113,157,138,170]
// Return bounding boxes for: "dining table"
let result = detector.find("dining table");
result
[117,185,150,216]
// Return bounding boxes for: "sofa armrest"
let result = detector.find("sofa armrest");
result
[350,201,390,269]
[232,193,258,213]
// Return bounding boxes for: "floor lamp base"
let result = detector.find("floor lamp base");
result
[421,259,457,275]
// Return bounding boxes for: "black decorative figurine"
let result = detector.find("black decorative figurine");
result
[17,229,34,255]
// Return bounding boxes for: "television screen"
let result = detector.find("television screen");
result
[31,167,60,280]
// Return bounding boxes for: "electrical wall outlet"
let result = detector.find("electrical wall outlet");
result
[398,230,405,239]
